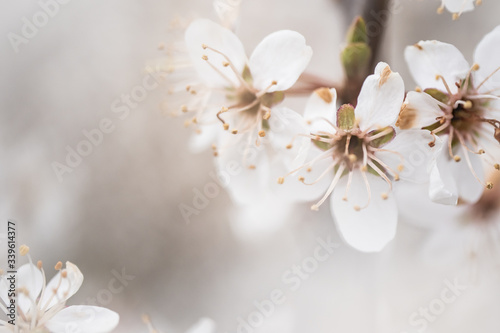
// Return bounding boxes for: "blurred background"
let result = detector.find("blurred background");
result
[1,0,500,332]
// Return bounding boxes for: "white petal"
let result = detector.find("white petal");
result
[355,62,405,130]
[186,317,216,333]
[0,263,43,315]
[404,41,470,94]
[453,146,484,204]
[249,30,312,92]
[215,131,270,205]
[473,25,500,93]
[41,262,83,311]
[399,91,443,129]
[377,129,438,183]
[267,106,309,170]
[303,88,338,133]
[428,135,459,205]
[443,0,475,13]
[331,170,397,252]
[45,306,119,333]
[185,19,247,88]
[189,123,219,153]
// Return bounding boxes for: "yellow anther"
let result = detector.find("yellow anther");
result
[361,165,368,172]
[495,163,500,170]
[381,193,389,200]
[437,6,444,14]
[55,261,63,271]
[285,144,293,150]
[478,149,485,154]
[201,44,208,49]
[213,151,218,157]
[487,182,494,190]
[222,61,230,67]
[452,13,459,20]
[348,154,357,163]
[271,80,277,85]
[223,123,229,130]
[181,105,188,113]
[263,112,271,120]
[191,117,197,124]
[258,130,266,137]
[342,196,348,201]
[220,107,229,112]
[454,155,461,162]
[298,176,305,182]
[37,260,43,269]
[353,205,361,211]
[248,165,256,170]
[277,177,285,184]
[211,144,217,150]
[183,120,190,128]
[397,164,404,172]
[201,55,208,61]
[472,63,480,71]
[415,86,422,92]
[61,270,68,278]
[394,174,400,181]
[231,129,238,135]
[306,167,312,172]
[463,100,473,109]
[19,245,30,256]
[185,85,191,92]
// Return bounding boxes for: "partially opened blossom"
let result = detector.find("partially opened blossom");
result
[0,246,119,333]
[401,26,500,205]
[278,63,437,252]
[437,0,482,19]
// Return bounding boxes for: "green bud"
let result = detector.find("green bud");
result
[341,43,372,79]
[346,17,368,44]
[313,135,331,151]
[337,104,355,130]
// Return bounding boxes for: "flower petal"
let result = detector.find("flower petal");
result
[185,19,247,88]
[215,131,270,205]
[355,62,405,130]
[443,0,475,13]
[398,91,443,129]
[376,129,438,183]
[454,145,485,204]
[0,263,43,315]
[473,25,500,93]
[267,106,309,170]
[186,317,216,333]
[428,142,459,205]
[331,169,397,252]
[45,305,119,333]
[40,262,83,311]
[404,41,470,94]
[303,88,338,133]
[249,30,312,92]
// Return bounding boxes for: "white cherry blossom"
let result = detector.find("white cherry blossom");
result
[0,246,119,333]
[278,63,437,252]
[437,0,482,19]
[401,26,500,205]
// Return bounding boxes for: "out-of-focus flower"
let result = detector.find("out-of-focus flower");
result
[143,315,215,333]
[418,173,500,276]
[279,63,437,252]
[437,0,482,19]
[401,26,500,205]
[0,245,119,333]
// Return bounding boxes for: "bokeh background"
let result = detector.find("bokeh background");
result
[1,0,500,332]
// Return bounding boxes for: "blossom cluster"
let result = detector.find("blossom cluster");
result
[158,1,500,253]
